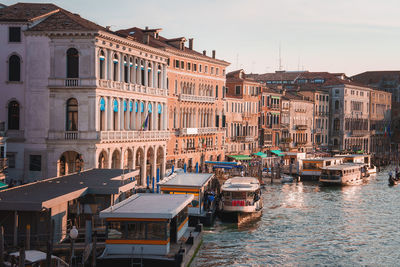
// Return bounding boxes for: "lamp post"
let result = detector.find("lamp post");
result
[69,226,78,266]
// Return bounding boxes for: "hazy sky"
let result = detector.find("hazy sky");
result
[6,0,400,75]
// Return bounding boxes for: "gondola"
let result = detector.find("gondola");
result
[388,176,399,186]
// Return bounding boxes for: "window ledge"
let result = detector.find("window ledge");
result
[6,81,23,84]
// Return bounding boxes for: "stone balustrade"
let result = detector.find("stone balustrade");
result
[179,94,215,103]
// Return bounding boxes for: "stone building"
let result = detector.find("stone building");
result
[225,70,260,156]
[0,3,169,184]
[259,88,283,150]
[352,71,397,151]
[117,27,230,171]
[298,88,330,150]
[281,92,314,152]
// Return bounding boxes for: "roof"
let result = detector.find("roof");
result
[0,3,59,22]
[28,8,107,32]
[338,154,369,158]
[116,27,229,66]
[100,193,193,219]
[159,173,214,188]
[321,163,363,170]
[253,152,267,158]
[352,71,400,86]
[0,169,138,211]
[221,177,260,192]
[270,150,284,156]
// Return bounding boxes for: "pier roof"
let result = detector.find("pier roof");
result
[159,173,214,188]
[100,193,193,219]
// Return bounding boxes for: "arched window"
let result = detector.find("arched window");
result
[66,48,79,78]
[8,100,20,130]
[157,65,162,88]
[99,98,106,131]
[123,56,128,83]
[113,54,119,81]
[66,98,78,131]
[9,55,21,81]
[140,60,145,86]
[99,50,105,79]
[113,99,118,130]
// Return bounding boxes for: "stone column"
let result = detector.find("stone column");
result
[162,64,167,89]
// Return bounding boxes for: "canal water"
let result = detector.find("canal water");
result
[194,167,400,266]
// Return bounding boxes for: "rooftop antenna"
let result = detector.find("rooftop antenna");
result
[278,42,282,71]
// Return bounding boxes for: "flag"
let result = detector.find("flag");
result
[142,113,149,130]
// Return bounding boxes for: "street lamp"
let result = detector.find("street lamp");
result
[70,226,78,266]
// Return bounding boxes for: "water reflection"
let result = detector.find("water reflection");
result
[194,169,400,266]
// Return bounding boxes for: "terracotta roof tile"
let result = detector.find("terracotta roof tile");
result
[0,3,59,22]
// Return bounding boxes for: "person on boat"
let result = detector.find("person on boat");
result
[389,171,393,180]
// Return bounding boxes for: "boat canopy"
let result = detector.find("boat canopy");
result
[253,152,268,158]
[213,165,233,169]
[227,155,252,161]
[270,150,284,156]
[159,173,214,188]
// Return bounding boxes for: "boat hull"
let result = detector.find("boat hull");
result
[219,210,262,224]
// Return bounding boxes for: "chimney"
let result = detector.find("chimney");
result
[203,50,206,56]
[189,38,193,50]
[143,34,150,45]
[145,26,149,30]
[105,26,111,31]
[212,50,216,59]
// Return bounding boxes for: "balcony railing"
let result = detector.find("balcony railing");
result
[48,130,170,142]
[179,127,219,136]
[235,136,256,142]
[351,130,369,136]
[295,125,308,130]
[179,94,215,103]
[48,78,168,97]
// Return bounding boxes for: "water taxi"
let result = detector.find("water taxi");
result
[320,163,369,186]
[219,177,262,224]
[98,194,203,267]
[301,157,344,181]
[337,154,376,175]
[158,172,218,226]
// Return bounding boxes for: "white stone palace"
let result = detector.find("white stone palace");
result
[0,3,168,185]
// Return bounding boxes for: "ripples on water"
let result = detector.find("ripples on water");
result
[194,167,400,266]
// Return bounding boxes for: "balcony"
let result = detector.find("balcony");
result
[351,130,369,137]
[242,112,254,119]
[270,104,280,110]
[48,78,168,97]
[179,127,219,136]
[48,130,170,142]
[179,94,215,103]
[295,125,308,131]
[235,136,255,142]
[280,138,292,144]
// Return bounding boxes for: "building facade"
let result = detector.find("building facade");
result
[259,88,282,151]
[1,3,169,185]
[298,89,330,150]
[225,70,259,156]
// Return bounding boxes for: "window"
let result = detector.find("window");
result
[187,62,191,71]
[113,54,119,81]
[215,85,218,98]
[6,153,16,168]
[216,68,219,75]
[211,67,214,74]
[123,56,128,83]
[29,155,41,172]
[180,61,184,69]
[8,101,20,130]
[235,85,241,95]
[66,98,78,131]
[99,50,105,79]
[335,100,339,110]
[9,27,21,42]
[66,48,79,78]
[193,64,197,72]
[199,64,202,73]
[205,66,208,73]
[175,60,179,68]
[8,55,21,81]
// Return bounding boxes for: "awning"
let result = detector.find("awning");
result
[253,152,268,158]
[227,155,252,161]
[270,150,284,156]
[205,161,238,166]
[0,182,8,190]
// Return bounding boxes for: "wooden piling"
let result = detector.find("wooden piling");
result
[13,211,18,247]
[18,246,25,267]
[92,230,97,267]
[0,226,4,267]
[25,225,30,250]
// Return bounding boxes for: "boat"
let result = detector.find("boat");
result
[219,177,263,224]
[98,194,203,267]
[320,163,369,186]
[6,250,69,266]
[300,157,344,181]
[158,172,219,227]
[281,174,294,184]
[336,154,377,175]
[389,176,398,186]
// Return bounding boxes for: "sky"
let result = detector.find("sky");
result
[6,0,400,75]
